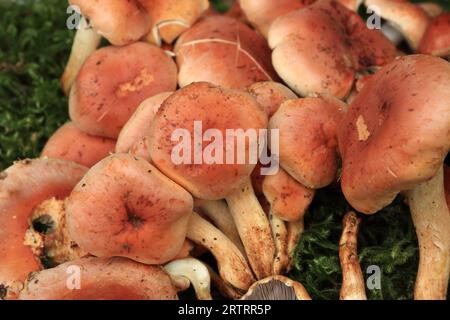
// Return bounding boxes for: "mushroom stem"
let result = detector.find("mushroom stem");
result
[164,258,212,300]
[61,18,101,95]
[198,200,246,255]
[205,264,243,300]
[226,179,276,280]
[286,219,305,272]
[406,166,450,300]
[186,212,255,291]
[269,212,289,275]
[339,211,367,300]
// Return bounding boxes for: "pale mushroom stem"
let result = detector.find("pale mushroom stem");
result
[61,18,101,95]
[406,166,450,300]
[286,219,305,272]
[269,212,289,275]
[186,212,255,291]
[199,200,246,255]
[226,179,276,280]
[339,211,367,300]
[164,258,212,300]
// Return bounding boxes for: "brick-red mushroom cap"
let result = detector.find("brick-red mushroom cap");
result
[69,42,177,139]
[66,154,193,265]
[418,12,450,57]
[339,54,450,214]
[269,96,346,189]
[42,122,115,168]
[0,159,87,299]
[174,16,279,89]
[149,82,275,280]
[268,0,397,99]
[18,257,178,300]
[339,54,450,300]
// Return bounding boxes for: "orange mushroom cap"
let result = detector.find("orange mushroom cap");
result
[69,42,177,139]
[269,95,346,189]
[339,54,450,214]
[418,12,450,57]
[18,257,178,300]
[0,159,87,299]
[149,82,268,200]
[268,0,397,99]
[66,154,193,265]
[69,0,151,46]
[174,16,279,89]
[42,122,115,168]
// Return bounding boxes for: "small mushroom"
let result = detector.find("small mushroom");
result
[164,257,212,300]
[66,154,193,265]
[174,16,278,89]
[268,0,397,99]
[339,54,450,300]
[140,0,210,46]
[149,82,275,280]
[116,92,173,154]
[62,0,152,95]
[42,122,115,168]
[0,159,87,299]
[418,13,450,58]
[364,0,430,50]
[339,211,366,300]
[241,275,311,300]
[69,42,177,139]
[18,257,178,300]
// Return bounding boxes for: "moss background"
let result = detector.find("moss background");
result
[0,0,449,300]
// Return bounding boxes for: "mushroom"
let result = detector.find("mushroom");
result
[69,42,177,139]
[418,13,450,58]
[339,54,450,300]
[116,92,173,154]
[417,2,443,18]
[339,211,366,300]
[262,168,315,274]
[241,275,311,300]
[186,213,255,291]
[164,257,212,300]
[140,0,209,46]
[205,263,243,300]
[364,0,430,50]
[149,82,275,280]
[66,153,193,265]
[62,0,152,95]
[239,0,312,38]
[18,257,179,300]
[174,16,278,89]
[268,0,397,99]
[42,122,115,168]
[0,158,87,299]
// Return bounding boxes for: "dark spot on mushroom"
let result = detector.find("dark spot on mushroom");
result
[32,214,55,235]
[0,172,7,180]
[81,183,86,187]
[0,284,7,300]
[122,243,132,253]
[126,211,145,229]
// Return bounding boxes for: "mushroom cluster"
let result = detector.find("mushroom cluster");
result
[1,0,450,300]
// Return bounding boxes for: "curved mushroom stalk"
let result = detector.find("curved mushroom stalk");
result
[226,179,276,280]
[186,212,255,291]
[61,18,101,95]
[406,166,450,300]
[197,199,245,255]
[241,276,311,300]
[268,213,289,275]
[164,258,212,300]
[205,264,243,300]
[18,257,178,300]
[339,211,367,300]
